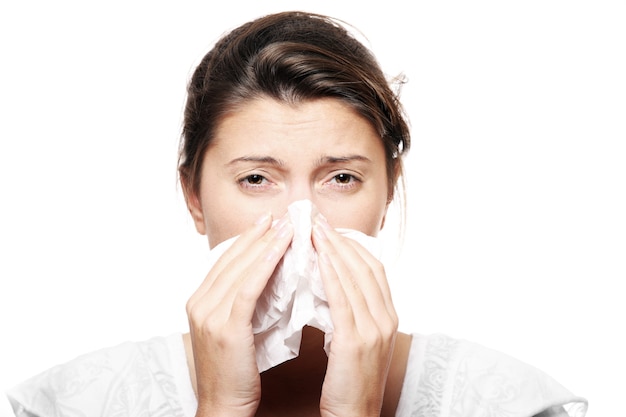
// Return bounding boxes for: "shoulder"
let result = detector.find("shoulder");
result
[396,333,588,417]
[6,334,193,417]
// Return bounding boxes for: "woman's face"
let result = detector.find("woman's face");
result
[186,97,391,248]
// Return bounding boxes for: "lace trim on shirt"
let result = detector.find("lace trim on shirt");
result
[412,334,461,416]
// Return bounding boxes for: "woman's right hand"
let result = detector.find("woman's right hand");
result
[186,212,294,417]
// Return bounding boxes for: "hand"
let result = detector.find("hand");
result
[312,214,398,417]
[186,213,294,417]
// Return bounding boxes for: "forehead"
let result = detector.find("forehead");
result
[210,97,383,155]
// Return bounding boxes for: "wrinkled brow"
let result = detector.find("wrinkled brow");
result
[227,155,371,166]
[227,156,286,166]
[317,155,372,165]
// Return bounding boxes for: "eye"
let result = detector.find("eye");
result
[333,173,354,184]
[238,173,271,190]
[244,174,265,185]
[325,172,361,191]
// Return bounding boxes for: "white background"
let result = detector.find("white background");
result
[1,1,624,416]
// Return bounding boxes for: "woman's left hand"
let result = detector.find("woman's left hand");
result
[312,214,398,417]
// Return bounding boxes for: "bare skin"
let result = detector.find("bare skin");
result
[183,97,410,416]
[183,328,411,417]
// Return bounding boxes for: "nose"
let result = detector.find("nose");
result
[285,178,316,207]
[269,178,319,220]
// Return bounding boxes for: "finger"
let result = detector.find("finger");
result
[214,213,293,296]
[313,216,395,331]
[314,239,356,329]
[228,217,294,322]
[312,220,374,329]
[343,239,397,322]
[188,214,293,323]
[188,212,273,305]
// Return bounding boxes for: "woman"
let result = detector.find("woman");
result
[7,11,587,417]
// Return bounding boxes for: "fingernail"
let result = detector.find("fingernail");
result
[265,247,280,262]
[273,212,288,229]
[313,223,327,241]
[255,212,272,225]
[277,220,292,238]
[315,213,331,230]
[274,214,292,238]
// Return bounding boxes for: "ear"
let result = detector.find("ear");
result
[182,180,207,236]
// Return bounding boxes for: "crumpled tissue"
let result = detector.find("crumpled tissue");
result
[204,199,381,372]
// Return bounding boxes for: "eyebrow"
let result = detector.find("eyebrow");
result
[318,155,372,165]
[226,154,372,167]
[227,156,286,166]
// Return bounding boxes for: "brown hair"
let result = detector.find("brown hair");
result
[178,11,410,202]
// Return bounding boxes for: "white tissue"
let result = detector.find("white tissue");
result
[204,200,381,372]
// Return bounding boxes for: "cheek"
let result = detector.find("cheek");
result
[320,201,387,237]
[205,216,239,249]
[202,201,252,248]
[352,210,386,236]
[203,200,289,248]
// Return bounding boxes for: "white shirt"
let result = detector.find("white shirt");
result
[5,333,587,417]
